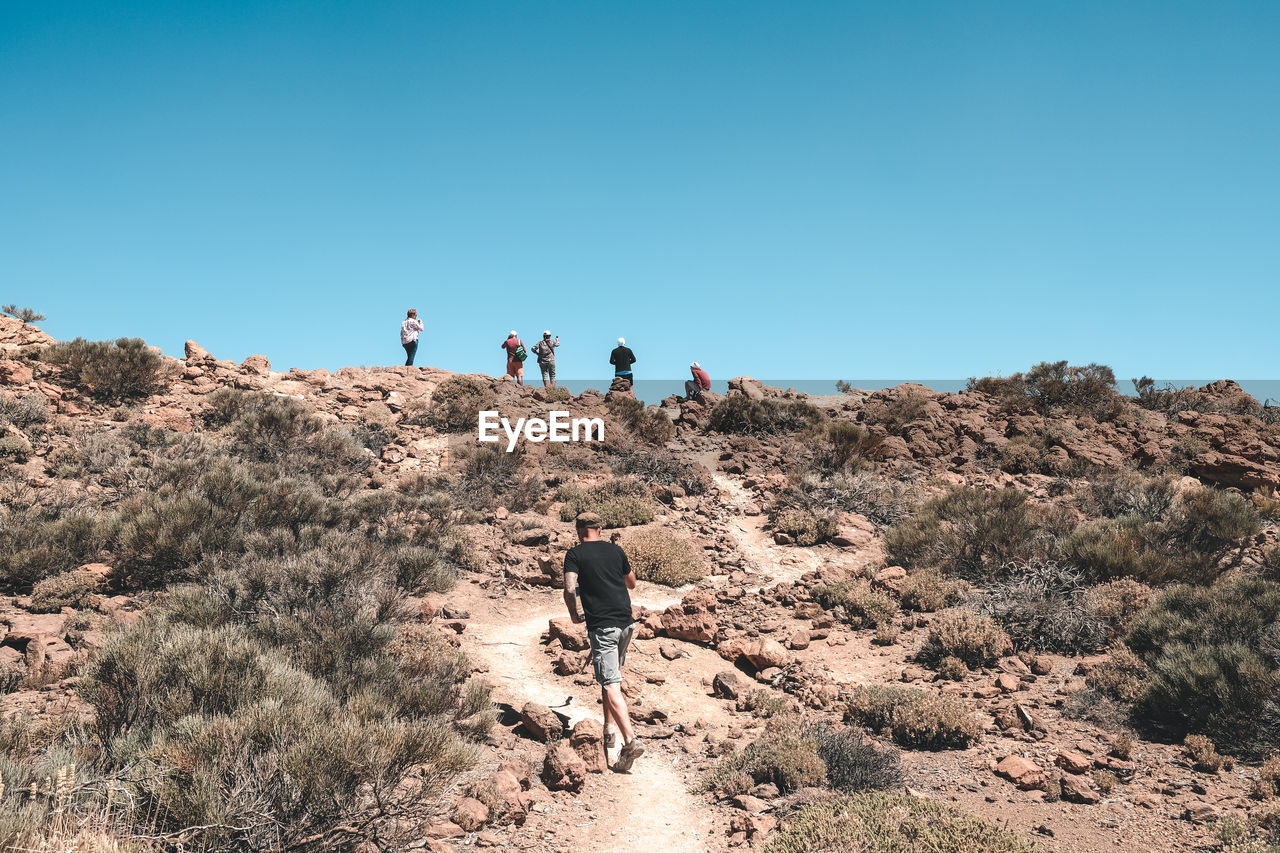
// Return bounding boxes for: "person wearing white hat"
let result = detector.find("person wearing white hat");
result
[500,330,526,385]
[609,337,636,388]
[686,361,710,402]
[532,330,560,388]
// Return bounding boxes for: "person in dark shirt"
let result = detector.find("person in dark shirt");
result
[563,511,646,771]
[609,337,636,387]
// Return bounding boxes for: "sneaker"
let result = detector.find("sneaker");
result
[615,738,645,772]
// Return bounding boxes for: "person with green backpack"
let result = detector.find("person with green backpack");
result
[501,330,527,385]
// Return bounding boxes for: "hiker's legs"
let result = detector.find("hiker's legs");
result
[602,683,636,744]
[684,379,696,399]
[516,365,524,386]
[403,341,417,366]
[540,363,552,388]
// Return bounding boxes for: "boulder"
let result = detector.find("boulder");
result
[548,617,590,651]
[241,354,270,375]
[489,769,527,814]
[1191,451,1280,490]
[519,702,564,742]
[995,755,1046,790]
[742,638,792,671]
[184,340,211,361]
[727,377,765,401]
[451,797,489,831]
[1055,749,1092,775]
[569,718,607,774]
[788,629,811,651]
[542,742,587,792]
[1059,775,1101,805]
[712,671,745,700]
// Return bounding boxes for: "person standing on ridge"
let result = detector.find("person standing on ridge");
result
[609,337,636,388]
[501,330,526,385]
[532,330,560,388]
[562,512,646,772]
[686,361,711,401]
[400,308,424,366]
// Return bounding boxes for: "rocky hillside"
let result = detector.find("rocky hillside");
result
[3,317,1280,853]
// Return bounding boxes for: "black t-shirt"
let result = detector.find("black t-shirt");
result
[609,346,636,371]
[563,540,634,630]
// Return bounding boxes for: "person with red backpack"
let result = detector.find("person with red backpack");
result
[501,330,526,385]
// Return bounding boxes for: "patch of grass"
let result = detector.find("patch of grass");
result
[28,571,96,613]
[763,792,1037,853]
[620,528,707,587]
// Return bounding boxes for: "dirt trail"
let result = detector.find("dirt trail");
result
[457,583,724,852]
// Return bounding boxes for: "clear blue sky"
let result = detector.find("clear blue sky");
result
[3,1,1277,381]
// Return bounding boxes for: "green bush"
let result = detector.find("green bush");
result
[41,337,166,401]
[703,722,827,796]
[763,792,1037,853]
[819,420,882,472]
[969,360,1122,421]
[898,568,966,612]
[558,478,654,528]
[885,487,1064,580]
[812,582,898,628]
[1123,577,1280,755]
[419,377,497,432]
[0,505,111,590]
[844,685,981,750]
[620,528,707,587]
[707,395,824,436]
[919,609,1012,670]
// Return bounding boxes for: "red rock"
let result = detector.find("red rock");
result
[788,629,810,651]
[542,742,587,791]
[451,797,489,831]
[995,755,1046,790]
[569,718,607,774]
[519,702,563,742]
[1055,749,1092,774]
[547,617,590,651]
[1031,655,1054,675]
[713,671,745,699]
[1059,775,1100,805]
[742,638,791,671]
[995,673,1021,693]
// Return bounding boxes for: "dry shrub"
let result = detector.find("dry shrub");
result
[40,338,166,402]
[607,396,675,445]
[620,528,707,587]
[811,582,897,628]
[0,393,51,431]
[1253,755,1280,799]
[771,508,838,546]
[807,724,902,792]
[918,609,1012,670]
[419,377,497,432]
[763,792,1036,853]
[610,448,710,495]
[872,623,901,646]
[819,420,882,472]
[862,393,936,432]
[1183,734,1226,773]
[558,478,654,528]
[981,559,1112,654]
[28,571,96,613]
[703,721,827,796]
[707,396,824,436]
[898,568,966,612]
[739,689,796,719]
[844,685,981,750]
[1085,646,1147,703]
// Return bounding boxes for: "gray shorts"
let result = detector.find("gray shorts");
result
[588,623,636,686]
[539,361,556,382]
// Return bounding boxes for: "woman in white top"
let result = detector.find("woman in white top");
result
[401,308,424,366]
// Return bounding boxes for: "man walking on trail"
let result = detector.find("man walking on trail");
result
[532,330,560,388]
[609,337,636,387]
[401,308,424,366]
[562,512,645,772]
[686,361,711,401]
